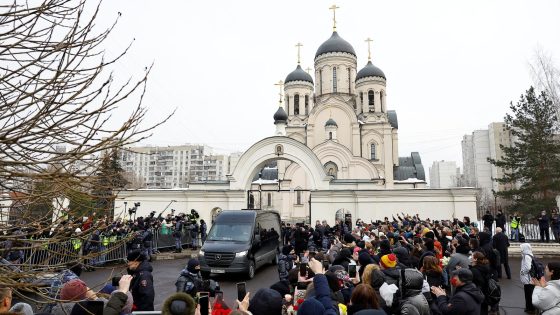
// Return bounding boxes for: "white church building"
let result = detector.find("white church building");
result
[117,18,477,226]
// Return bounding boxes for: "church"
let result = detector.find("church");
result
[116,11,477,225]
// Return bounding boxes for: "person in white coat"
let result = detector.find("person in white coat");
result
[531,262,560,314]
[520,243,536,313]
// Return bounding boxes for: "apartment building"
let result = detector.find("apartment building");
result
[429,160,459,188]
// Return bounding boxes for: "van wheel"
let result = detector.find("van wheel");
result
[247,260,256,279]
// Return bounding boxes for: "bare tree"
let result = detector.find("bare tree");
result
[529,47,560,120]
[0,0,171,305]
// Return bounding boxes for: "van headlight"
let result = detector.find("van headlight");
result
[198,250,205,256]
[235,250,248,258]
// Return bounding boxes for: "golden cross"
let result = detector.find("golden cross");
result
[295,42,303,64]
[274,80,284,105]
[365,37,373,61]
[329,4,339,31]
[305,67,312,74]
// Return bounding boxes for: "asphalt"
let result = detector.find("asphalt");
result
[80,256,558,315]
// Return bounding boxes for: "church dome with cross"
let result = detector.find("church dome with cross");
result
[285,64,313,84]
[315,31,356,59]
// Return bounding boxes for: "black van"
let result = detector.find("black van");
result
[198,210,281,279]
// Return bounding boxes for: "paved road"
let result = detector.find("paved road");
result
[81,256,556,314]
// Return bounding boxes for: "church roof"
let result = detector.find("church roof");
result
[394,152,426,181]
[285,65,313,84]
[387,110,398,129]
[273,106,288,123]
[315,31,356,58]
[325,118,338,127]
[356,61,386,80]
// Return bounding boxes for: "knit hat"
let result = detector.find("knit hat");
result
[343,233,355,244]
[187,258,200,273]
[127,250,145,262]
[60,279,88,301]
[379,239,391,252]
[424,238,435,251]
[248,288,283,315]
[10,303,34,315]
[161,292,196,315]
[358,252,374,266]
[297,298,325,315]
[380,254,397,269]
[421,227,430,236]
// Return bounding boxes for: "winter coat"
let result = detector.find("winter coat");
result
[175,268,203,296]
[435,282,484,315]
[532,280,560,314]
[353,309,388,315]
[103,292,127,315]
[495,213,506,229]
[313,274,338,315]
[400,269,431,315]
[277,253,292,281]
[52,299,107,315]
[492,232,509,262]
[470,264,491,296]
[538,215,550,229]
[520,243,533,285]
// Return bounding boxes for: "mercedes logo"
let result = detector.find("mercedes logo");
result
[215,254,221,260]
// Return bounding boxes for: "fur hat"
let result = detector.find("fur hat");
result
[380,254,397,269]
[60,279,88,301]
[161,292,196,315]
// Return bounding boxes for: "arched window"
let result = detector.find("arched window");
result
[286,95,290,114]
[294,94,300,115]
[332,67,337,92]
[296,190,302,205]
[348,68,351,92]
[380,91,384,111]
[370,143,377,160]
[368,90,375,112]
[329,132,333,140]
[305,95,309,114]
[319,70,323,94]
[360,92,363,105]
[267,193,272,207]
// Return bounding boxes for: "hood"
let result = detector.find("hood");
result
[520,243,533,255]
[393,247,409,263]
[137,261,153,273]
[201,241,249,253]
[179,268,199,278]
[161,292,196,315]
[458,282,484,303]
[478,232,491,246]
[382,267,400,279]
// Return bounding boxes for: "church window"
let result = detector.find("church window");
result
[348,68,351,92]
[329,132,333,140]
[267,193,272,207]
[333,67,337,92]
[368,90,375,112]
[380,90,384,111]
[370,144,377,160]
[353,100,357,110]
[360,92,363,105]
[296,190,302,205]
[286,95,290,114]
[319,70,323,94]
[294,94,300,115]
[304,95,309,114]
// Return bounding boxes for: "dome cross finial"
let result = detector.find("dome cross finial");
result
[305,67,312,74]
[274,80,284,107]
[365,37,373,61]
[295,42,303,64]
[329,4,339,31]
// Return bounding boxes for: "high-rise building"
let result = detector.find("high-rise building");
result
[120,144,237,189]
[429,160,458,188]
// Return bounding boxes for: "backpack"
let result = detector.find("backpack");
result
[528,254,545,279]
[485,277,501,305]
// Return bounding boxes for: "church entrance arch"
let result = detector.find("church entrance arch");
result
[228,136,331,191]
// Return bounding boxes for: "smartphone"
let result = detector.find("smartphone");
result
[198,291,209,297]
[322,260,329,271]
[299,262,307,277]
[199,295,209,315]
[348,264,357,278]
[236,282,246,302]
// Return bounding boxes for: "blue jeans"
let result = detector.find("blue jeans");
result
[511,228,519,241]
[175,236,182,250]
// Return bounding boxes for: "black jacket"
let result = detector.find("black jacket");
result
[129,261,155,311]
[435,282,484,315]
[470,264,491,296]
[495,213,506,229]
[492,232,509,261]
[103,292,127,315]
[482,214,494,228]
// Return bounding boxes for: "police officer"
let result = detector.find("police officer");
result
[127,250,154,311]
[175,258,203,297]
[173,216,184,253]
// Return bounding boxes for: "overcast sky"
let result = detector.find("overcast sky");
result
[99,0,560,177]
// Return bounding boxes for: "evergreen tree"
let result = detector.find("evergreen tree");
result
[488,87,560,215]
[92,149,128,217]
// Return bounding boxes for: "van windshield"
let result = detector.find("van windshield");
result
[207,223,253,242]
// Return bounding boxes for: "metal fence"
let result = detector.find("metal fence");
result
[478,220,559,242]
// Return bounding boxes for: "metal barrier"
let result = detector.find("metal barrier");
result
[477,220,559,241]
[151,229,202,251]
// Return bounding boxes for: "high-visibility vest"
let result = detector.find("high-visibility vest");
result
[109,236,117,243]
[511,217,520,229]
[71,238,82,250]
[102,236,109,246]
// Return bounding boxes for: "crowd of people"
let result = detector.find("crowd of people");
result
[2,212,560,315]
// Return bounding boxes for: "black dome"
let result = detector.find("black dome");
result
[356,61,386,80]
[325,118,338,127]
[315,31,356,58]
[285,65,313,84]
[273,107,288,122]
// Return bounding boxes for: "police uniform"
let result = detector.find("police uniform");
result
[127,252,155,311]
